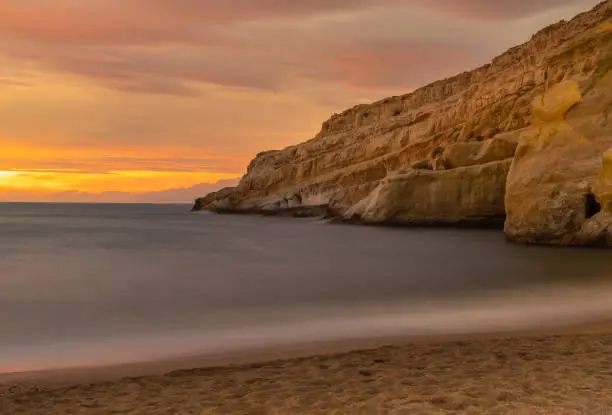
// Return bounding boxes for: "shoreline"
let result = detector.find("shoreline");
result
[194,209,612,248]
[2,319,612,413]
[3,317,612,388]
[193,207,508,230]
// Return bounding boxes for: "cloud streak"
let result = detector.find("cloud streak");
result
[0,156,242,175]
[407,0,586,19]
[0,0,601,95]
[0,0,386,46]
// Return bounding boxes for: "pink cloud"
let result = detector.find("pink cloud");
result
[317,40,482,92]
[0,1,386,45]
[410,0,588,19]
[0,0,589,48]
[0,0,602,96]
[0,2,191,45]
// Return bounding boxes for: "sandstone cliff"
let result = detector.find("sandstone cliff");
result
[195,1,612,246]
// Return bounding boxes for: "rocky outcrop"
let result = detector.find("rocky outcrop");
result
[505,77,612,245]
[196,1,612,246]
[191,186,235,211]
[575,150,612,245]
[440,135,518,169]
[345,159,511,227]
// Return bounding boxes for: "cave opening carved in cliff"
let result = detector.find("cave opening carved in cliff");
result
[585,193,601,219]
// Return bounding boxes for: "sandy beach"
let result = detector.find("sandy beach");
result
[2,322,612,415]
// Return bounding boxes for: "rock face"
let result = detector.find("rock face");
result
[191,186,235,211]
[505,77,612,245]
[345,159,511,226]
[196,1,612,245]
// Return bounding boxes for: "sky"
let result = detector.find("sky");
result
[0,0,603,202]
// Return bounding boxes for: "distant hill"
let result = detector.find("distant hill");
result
[0,178,241,203]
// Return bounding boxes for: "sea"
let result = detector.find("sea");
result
[1,202,612,373]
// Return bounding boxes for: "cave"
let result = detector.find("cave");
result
[585,193,601,219]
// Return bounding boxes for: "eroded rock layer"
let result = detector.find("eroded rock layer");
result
[196,1,612,245]
[346,159,511,227]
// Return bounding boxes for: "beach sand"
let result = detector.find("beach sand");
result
[2,324,612,414]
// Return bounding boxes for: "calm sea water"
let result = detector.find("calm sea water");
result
[2,203,612,372]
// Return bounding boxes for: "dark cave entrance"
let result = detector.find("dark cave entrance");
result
[585,193,601,219]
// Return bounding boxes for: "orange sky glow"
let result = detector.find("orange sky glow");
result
[0,0,602,202]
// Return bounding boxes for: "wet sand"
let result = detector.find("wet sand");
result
[2,322,612,414]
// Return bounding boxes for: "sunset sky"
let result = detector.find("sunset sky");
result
[0,0,602,202]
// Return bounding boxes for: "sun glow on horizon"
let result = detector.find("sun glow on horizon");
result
[0,143,246,200]
[0,170,239,194]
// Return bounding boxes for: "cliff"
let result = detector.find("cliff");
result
[195,1,612,246]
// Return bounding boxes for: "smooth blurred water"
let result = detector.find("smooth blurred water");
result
[1,203,612,372]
